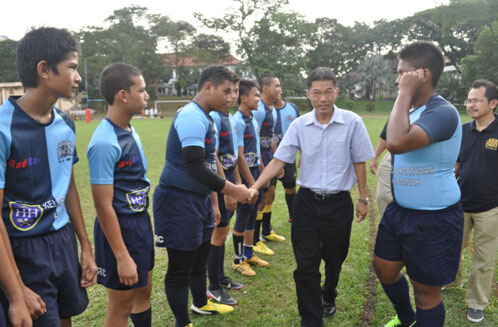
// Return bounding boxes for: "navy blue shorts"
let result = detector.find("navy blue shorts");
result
[278,161,297,189]
[217,169,235,228]
[0,224,88,326]
[261,149,277,187]
[94,213,154,290]
[153,185,214,251]
[239,167,262,211]
[374,201,464,286]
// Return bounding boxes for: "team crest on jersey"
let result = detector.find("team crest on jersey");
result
[126,187,149,212]
[220,154,236,170]
[485,138,498,151]
[57,140,73,163]
[244,152,258,167]
[260,136,273,149]
[285,115,294,122]
[9,202,43,231]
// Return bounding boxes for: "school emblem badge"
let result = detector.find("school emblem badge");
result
[126,187,149,212]
[9,202,43,231]
[57,140,73,163]
[485,138,498,151]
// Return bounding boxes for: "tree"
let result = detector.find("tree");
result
[461,20,498,86]
[0,39,19,82]
[77,6,166,101]
[356,54,395,101]
[196,0,312,95]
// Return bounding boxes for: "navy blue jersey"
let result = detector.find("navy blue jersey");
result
[210,111,238,170]
[87,118,150,216]
[159,102,217,195]
[234,110,260,167]
[0,97,78,237]
[253,100,277,150]
[275,101,299,145]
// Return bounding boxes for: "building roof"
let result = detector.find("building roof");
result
[161,52,240,68]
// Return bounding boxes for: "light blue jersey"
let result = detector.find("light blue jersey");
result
[234,110,261,168]
[392,94,462,210]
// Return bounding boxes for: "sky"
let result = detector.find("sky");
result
[1,0,449,41]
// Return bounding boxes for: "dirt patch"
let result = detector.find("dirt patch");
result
[359,187,378,327]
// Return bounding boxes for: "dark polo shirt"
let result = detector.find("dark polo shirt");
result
[458,114,498,213]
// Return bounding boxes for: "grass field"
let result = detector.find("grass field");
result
[71,114,496,327]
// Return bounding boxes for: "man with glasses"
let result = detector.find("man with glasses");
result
[448,80,498,323]
[249,67,374,327]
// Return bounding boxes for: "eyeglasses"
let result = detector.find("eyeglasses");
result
[464,98,488,105]
[310,89,336,98]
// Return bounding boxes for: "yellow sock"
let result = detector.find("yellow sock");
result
[256,211,263,221]
[263,204,272,213]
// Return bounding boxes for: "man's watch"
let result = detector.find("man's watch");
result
[358,197,369,204]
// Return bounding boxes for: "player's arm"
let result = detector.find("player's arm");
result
[370,138,386,175]
[210,192,221,226]
[454,162,460,177]
[182,146,249,203]
[65,172,98,288]
[0,191,45,320]
[0,201,32,326]
[353,162,368,223]
[90,184,138,286]
[386,70,430,154]
[233,165,242,185]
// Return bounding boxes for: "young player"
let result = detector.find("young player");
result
[207,78,244,306]
[374,41,463,327]
[274,97,299,223]
[252,74,285,256]
[231,79,268,277]
[0,27,98,327]
[87,63,154,327]
[153,65,254,327]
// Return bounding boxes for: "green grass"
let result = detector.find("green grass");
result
[71,115,496,326]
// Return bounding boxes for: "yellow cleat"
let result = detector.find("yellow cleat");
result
[244,255,269,267]
[263,231,286,242]
[253,241,274,255]
[191,299,234,315]
[232,261,256,276]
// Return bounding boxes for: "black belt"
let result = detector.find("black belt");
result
[300,187,349,201]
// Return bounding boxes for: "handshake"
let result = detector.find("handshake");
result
[223,183,259,205]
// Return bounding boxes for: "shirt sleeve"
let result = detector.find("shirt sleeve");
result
[252,106,266,129]
[413,105,459,144]
[88,140,121,184]
[351,118,375,163]
[175,110,209,148]
[274,120,300,163]
[235,117,245,149]
[0,132,10,189]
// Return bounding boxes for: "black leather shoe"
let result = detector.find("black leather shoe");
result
[323,301,336,317]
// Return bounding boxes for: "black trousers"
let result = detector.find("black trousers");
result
[292,188,354,327]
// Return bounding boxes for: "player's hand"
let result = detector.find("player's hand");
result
[230,184,251,203]
[369,158,378,175]
[9,298,32,327]
[398,69,425,96]
[213,205,221,226]
[356,201,368,223]
[80,248,98,288]
[224,195,237,211]
[248,187,259,205]
[277,168,285,179]
[22,286,46,320]
[117,255,138,286]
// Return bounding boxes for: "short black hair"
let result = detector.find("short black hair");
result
[471,79,498,101]
[238,79,259,105]
[398,41,444,88]
[99,63,142,105]
[259,73,277,89]
[197,65,237,91]
[16,27,81,88]
[306,67,337,89]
